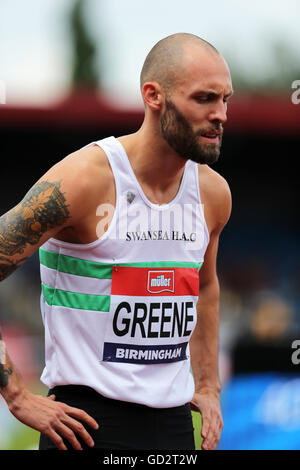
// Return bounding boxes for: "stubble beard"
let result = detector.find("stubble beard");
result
[160,99,223,165]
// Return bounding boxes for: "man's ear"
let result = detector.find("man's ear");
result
[142,82,164,111]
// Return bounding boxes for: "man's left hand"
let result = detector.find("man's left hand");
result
[190,388,223,450]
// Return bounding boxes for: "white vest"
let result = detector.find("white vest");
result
[39,136,210,408]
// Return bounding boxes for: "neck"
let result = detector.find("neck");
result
[119,121,187,193]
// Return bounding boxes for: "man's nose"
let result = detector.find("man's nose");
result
[208,101,228,124]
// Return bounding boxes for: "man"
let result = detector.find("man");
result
[0,32,232,450]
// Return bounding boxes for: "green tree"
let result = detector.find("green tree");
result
[70,0,99,90]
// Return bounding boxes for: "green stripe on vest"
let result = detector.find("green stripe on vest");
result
[39,248,113,279]
[41,283,111,312]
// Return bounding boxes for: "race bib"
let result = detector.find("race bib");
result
[102,265,199,365]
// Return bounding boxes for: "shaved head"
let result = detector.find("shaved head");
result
[140,33,220,94]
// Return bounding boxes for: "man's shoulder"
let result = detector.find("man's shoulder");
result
[197,163,230,196]
[48,142,114,190]
[197,163,232,231]
[60,142,111,175]
[37,141,115,217]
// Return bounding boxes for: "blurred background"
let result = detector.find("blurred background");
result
[0,0,300,450]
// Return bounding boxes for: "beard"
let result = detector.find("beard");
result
[160,99,223,165]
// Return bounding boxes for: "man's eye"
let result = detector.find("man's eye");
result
[194,96,208,102]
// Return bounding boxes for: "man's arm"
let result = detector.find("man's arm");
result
[189,171,232,451]
[0,180,70,281]
[0,147,106,449]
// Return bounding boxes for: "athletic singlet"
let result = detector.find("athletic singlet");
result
[39,136,210,408]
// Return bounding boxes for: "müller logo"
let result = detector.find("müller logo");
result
[147,270,175,294]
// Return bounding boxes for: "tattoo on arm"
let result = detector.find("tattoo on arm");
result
[0,364,13,388]
[0,180,70,281]
[0,255,27,281]
[0,330,13,389]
